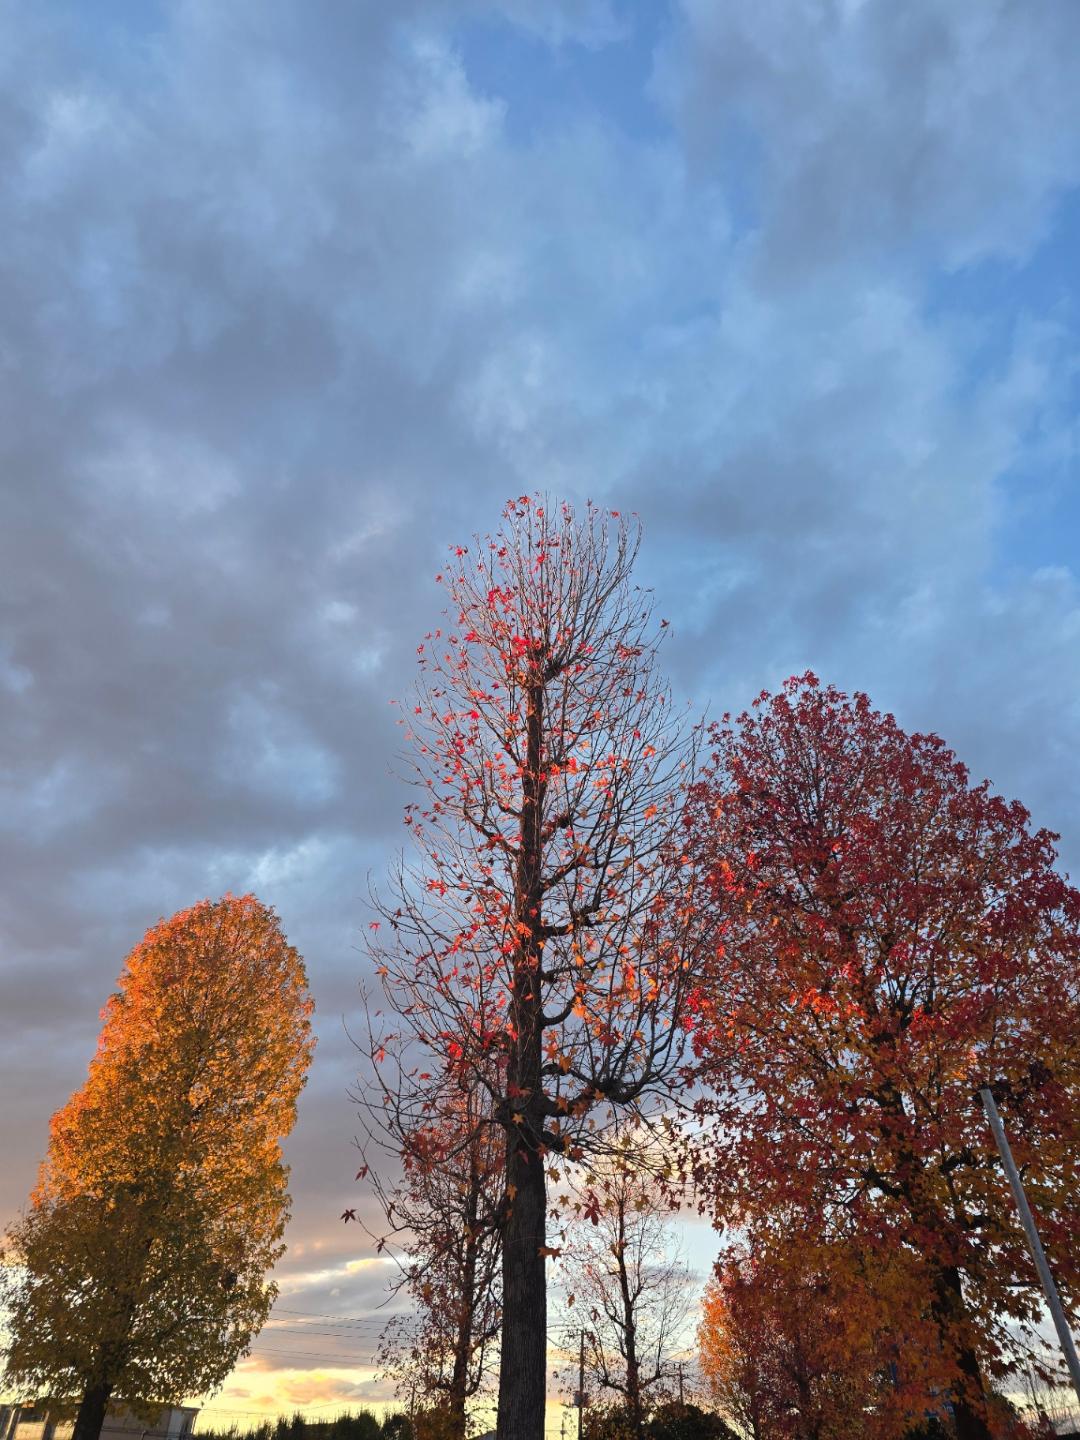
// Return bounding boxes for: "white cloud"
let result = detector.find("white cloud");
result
[386,35,505,160]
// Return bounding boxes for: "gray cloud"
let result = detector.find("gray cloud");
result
[1,0,1079,1402]
[655,0,1080,277]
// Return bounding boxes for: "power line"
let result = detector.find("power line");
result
[195,1408,282,1420]
[264,1325,385,1340]
[239,1336,377,1359]
[262,1326,385,1339]
[271,1309,392,1327]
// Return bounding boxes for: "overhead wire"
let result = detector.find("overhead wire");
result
[269,1308,395,1327]
[239,1346,379,1364]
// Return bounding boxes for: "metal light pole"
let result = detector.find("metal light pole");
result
[978,1086,1080,1408]
[577,1330,586,1440]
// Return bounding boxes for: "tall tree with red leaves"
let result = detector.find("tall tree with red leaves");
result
[685,674,1080,1440]
[366,497,699,1440]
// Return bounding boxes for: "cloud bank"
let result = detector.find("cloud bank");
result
[1,0,1078,1414]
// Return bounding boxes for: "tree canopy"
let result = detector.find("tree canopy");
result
[686,674,1080,1440]
[364,496,700,1440]
[2,894,315,1440]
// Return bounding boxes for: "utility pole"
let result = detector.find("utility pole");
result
[678,1362,684,1407]
[577,1330,586,1440]
[978,1087,1080,1409]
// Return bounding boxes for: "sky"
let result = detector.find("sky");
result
[1,0,1079,1430]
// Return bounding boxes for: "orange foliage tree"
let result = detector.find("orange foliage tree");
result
[365,497,700,1440]
[698,1229,935,1440]
[1,896,315,1440]
[685,675,1080,1440]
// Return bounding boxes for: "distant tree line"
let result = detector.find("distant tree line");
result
[196,1412,405,1440]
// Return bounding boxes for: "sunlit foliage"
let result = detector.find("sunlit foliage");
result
[2,895,315,1440]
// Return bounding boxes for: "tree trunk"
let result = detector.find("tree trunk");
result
[497,659,549,1440]
[496,1131,547,1440]
[614,1203,644,1438]
[624,1333,643,1439]
[447,1388,467,1440]
[448,1193,481,1440]
[951,1346,992,1440]
[72,1383,112,1440]
[790,1356,819,1440]
[933,1266,991,1440]
[448,1339,469,1440]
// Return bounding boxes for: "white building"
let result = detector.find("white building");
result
[0,1404,198,1440]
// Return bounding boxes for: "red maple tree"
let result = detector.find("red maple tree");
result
[686,674,1080,1440]
[365,497,699,1440]
[699,1241,870,1440]
[699,1222,949,1440]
